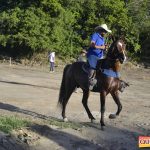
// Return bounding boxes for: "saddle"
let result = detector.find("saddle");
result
[82,62,91,74]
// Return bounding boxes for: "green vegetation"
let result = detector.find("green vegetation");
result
[0,0,149,61]
[0,116,30,133]
[48,118,82,130]
[0,115,83,133]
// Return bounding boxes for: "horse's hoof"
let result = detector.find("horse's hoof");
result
[63,117,68,122]
[109,114,117,119]
[101,126,105,131]
[100,122,105,130]
[91,119,96,123]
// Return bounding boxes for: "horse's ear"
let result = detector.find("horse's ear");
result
[109,34,115,42]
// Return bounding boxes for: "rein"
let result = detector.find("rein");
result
[97,39,126,73]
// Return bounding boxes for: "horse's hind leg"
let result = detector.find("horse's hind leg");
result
[109,92,122,119]
[82,90,95,122]
[62,83,76,122]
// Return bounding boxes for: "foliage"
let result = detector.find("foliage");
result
[0,116,30,133]
[0,0,149,59]
[127,0,150,57]
[48,118,82,130]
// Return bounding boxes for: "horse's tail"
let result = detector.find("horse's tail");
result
[58,64,71,107]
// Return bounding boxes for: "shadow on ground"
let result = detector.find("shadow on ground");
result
[0,102,147,150]
[0,131,28,150]
[0,80,59,90]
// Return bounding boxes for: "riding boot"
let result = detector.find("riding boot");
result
[88,69,97,90]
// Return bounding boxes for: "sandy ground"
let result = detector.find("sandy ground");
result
[0,63,149,150]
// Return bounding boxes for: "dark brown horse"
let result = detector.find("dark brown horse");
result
[58,38,128,129]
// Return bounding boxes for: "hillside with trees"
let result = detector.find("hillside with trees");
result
[0,0,149,61]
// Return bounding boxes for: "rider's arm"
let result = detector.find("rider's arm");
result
[90,41,106,50]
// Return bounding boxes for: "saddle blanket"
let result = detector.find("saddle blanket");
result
[82,63,120,78]
[102,69,120,78]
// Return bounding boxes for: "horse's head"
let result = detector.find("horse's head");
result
[107,35,126,64]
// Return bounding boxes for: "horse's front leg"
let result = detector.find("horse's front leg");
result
[82,90,95,122]
[109,92,122,119]
[100,91,106,129]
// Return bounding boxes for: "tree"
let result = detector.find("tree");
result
[127,0,150,58]
[0,0,147,60]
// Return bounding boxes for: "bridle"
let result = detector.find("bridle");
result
[106,39,126,64]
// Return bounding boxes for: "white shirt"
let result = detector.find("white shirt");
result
[49,52,55,62]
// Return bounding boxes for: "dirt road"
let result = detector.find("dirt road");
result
[0,63,149,150]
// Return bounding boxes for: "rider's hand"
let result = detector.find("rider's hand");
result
[105,44,108,50]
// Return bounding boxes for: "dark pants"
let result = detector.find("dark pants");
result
[50,62,54,71]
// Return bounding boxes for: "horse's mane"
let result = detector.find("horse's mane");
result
[106,40,118,59]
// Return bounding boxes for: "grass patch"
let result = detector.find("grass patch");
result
[0,116,30,133]
[48,118,83,130]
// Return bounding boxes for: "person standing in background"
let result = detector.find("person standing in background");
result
[77,49,87,62]
[48,51,55,72]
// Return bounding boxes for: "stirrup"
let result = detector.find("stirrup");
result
[89,78,97,90]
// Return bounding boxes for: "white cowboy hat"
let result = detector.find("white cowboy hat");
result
[95,24,112,33]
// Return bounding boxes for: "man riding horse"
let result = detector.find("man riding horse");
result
[87,24,127,91]
[58,23,129,128]
[87,24,111,90]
